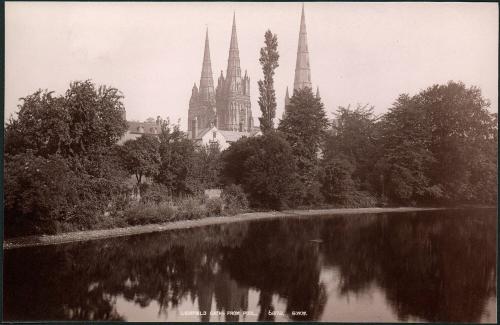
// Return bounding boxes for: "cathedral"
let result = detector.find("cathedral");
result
[122,6,315,150]
[188,14,254,141]
[188,6,316,148]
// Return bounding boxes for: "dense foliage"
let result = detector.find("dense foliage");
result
[322,81,497,205]
[154,120,197,196]
[186,144,223,194]
[3,79,496,237]
[4,81,129,236]
[279,87,330,205]
[221,132,298,210]
[120,135,160,185]
[378,82,497,204]
[5,81,127,157]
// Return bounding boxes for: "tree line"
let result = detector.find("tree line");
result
[3,31,497,236]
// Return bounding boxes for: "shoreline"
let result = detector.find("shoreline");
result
[1,206,470,250]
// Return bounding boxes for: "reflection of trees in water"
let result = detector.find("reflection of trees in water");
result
[4,209,496,323]
[3,223,249,321]
[321,209,497,323]
[221,219,328,321]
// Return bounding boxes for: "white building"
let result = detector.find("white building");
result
[189,125,261,151]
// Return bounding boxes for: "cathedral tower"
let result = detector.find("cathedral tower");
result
[189,29,217,137]
[216,13,253,132]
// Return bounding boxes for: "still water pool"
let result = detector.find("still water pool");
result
[3,208,497,322]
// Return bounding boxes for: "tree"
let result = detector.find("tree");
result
[279,87,329,162]
[278,87,329,204]
[186,144,222,194]
[221,132,299,210]
[258,30,279,133]
[5,90,70,157]
[155,119,196,196]
[4,80,128,158]
[419,82,496,203]
[65,80,128,155]
[320,156,356,203]
[379,81,497,204]
[324,104,381,191]
[120,135,160,185]
[378,94,439,203]
[3,81,130,236]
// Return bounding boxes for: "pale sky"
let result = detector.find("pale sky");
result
[5,2,499,130]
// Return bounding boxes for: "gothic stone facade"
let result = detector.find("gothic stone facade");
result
[188,14,253,139]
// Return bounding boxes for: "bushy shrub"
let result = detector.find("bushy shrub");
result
[320,157,357,204]
[221,184,249,215]
[176,196,207,220]
[139,182,171,204]
[124,201,176,225]
[206,198,224,216]
[4,152,90,236]
[4,151,130,237]
[336,191,378,208]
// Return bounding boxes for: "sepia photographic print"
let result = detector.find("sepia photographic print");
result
[2,1,498,323]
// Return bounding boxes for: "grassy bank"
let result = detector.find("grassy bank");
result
[3,207,448,249]
[57,194,247,236]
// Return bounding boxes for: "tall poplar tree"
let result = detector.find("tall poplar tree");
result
[258,30,279,133]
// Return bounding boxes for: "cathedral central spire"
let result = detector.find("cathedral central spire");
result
[226,12,242,93]
[293,4,312,91]
[199,28,215,104]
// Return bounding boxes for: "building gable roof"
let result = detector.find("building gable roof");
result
[219,130,251,142]
[127,121,160,135]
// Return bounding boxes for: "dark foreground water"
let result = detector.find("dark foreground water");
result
[3,209,497,322]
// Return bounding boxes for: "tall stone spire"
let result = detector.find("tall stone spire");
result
[199,28,215,104]
[285,86,290,107]
[226,12,242,93]
[293,4,312,91]
[188,28,216,138]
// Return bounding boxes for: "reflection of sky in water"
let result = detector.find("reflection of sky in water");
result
[4,209,497,322]
[115,258,496,323]
[318,267,402,322]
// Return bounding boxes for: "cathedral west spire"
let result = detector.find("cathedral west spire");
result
[188,28,216,137]
[199,28,215,104]
[293,4,312,91]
